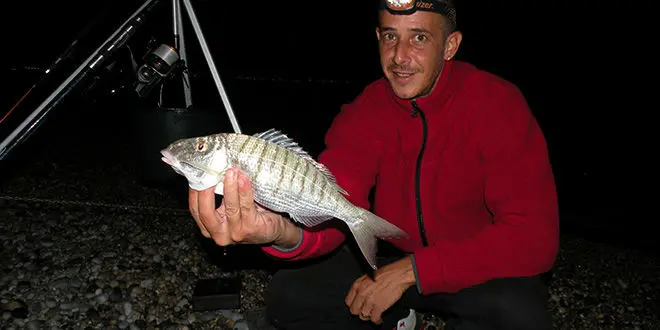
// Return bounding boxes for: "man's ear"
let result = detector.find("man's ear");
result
[444,31,463,60]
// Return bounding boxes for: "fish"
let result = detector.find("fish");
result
[160,128,408,269]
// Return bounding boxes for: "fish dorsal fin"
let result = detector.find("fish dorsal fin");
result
[253,129,349,195]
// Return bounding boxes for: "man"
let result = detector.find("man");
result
[188,0,560,329]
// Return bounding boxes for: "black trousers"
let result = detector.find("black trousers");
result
[265,244,553,330]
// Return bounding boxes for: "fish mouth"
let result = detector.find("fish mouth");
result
[160,150,176,166]
[160,149,222,177]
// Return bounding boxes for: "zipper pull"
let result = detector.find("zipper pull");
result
[411,101,420,118]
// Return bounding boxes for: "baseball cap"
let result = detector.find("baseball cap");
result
[379,0,457,31]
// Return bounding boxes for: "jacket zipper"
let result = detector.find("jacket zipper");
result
[411,101,429,247]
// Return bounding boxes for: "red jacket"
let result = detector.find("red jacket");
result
[262,60,560,294]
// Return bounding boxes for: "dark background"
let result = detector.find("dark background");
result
[1,0,657,248]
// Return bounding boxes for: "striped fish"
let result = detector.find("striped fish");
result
[160,128,408,269]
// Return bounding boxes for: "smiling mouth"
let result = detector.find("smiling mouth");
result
[392,71,415,78]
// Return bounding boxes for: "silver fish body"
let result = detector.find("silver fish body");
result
[160,129,408,269]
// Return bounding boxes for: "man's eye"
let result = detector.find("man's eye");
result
[414,34,427,42]
[383,33,396,41]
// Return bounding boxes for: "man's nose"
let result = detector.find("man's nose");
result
[393,41,411,66]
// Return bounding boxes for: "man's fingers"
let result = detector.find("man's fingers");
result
[345,289,355,309]
[350,294,366,316]
[370,308,384,325]
[188,188,210,237]
[216,203,227,222]
[237,172,256,218]
[223,168,241,223]
[188,188,200,221]
[353,291,373,317]
[360,306,373,321]
[358,298,373,321]
[345,277,361,308]
[198,186,221,232]
[348,282,367,315]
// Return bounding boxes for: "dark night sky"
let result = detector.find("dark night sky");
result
[2,0,658,241]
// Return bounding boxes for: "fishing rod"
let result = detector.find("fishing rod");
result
[0,0,164,161]
[0,0,242,163]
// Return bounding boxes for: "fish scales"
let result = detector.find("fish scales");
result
[229,134,340,222]
[160,128,409,269]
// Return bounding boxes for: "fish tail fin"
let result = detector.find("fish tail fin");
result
[346,209,409,270]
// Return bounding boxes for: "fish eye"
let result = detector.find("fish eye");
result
[195,141,208,152]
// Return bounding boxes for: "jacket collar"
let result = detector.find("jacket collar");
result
[387,60,467,113]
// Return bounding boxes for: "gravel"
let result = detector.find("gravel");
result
[0,204,273,330]
[1,109,658,329]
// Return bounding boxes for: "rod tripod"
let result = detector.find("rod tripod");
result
[0,0,242,161]
[168,0,241,134]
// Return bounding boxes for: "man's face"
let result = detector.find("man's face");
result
[376,10,461,100]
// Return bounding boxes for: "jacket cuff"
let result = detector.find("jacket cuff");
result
[412,247,445,294]
[270,227,303,252]
[410,254,423,294]
[262,228,311,259]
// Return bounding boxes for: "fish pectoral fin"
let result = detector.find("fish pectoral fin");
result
[289,214,334,228]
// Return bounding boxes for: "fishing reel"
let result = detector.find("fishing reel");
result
[134,43,185,98]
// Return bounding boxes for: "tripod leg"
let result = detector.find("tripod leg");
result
[173,0,193,108]
[181,0,242,134]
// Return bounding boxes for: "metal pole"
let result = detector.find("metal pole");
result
[173,0,192,107]
[181,0,241,134]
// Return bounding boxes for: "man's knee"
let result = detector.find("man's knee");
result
[488,279,552,329]
[448,276,552,330]
[483,277,551,330]
[264,249,366,328]
[264,269,303,325]
[265,266,372,330]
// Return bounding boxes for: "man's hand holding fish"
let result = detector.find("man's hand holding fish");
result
[188,167,302,248]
